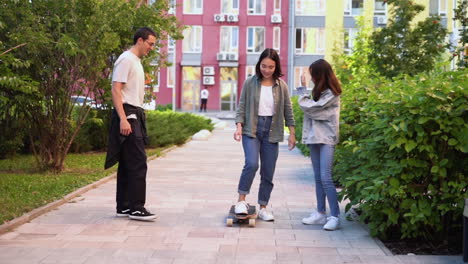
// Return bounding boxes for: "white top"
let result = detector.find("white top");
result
[258,85,274,116]
[201,89,209,99]
[112,50,145,108]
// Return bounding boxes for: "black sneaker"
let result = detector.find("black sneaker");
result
[116,208,130,217]
[129,208,158,221]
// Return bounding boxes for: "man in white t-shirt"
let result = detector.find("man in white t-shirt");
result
[105,27,157,221]
[199,86,209,112]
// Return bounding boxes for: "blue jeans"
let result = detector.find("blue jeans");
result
[238,116,279,205]
[309,144,340,217]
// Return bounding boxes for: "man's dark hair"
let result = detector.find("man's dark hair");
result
[255,48,283,80]
[133,27,157,44]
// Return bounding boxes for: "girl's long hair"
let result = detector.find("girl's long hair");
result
[255,48,283,80]
[309,59,342,101]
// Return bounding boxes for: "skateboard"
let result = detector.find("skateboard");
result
[226,205,257,227]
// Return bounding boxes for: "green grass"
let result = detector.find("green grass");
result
[0,148,165,224]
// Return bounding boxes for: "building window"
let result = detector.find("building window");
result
[295,0,325,16]
[273,0,281,14]
[246,65,256,78]
[374,0,387,15]
[295,28,325,55]
[344,28,358,54]
[220,26,239,53]
[183,0,203,14]
[168,37,175,53]
[430,0,447,16]
[273,27,281,52]
[248,0,266,15]
[183,26,202,53]
[344,0,364,16]
[167,64,175,88]
[247,27,265,53]
[222,0,239,14]
[294,67,312,90]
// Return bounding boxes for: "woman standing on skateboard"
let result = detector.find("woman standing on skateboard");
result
[233,48,296,221]
[298,59,342,231]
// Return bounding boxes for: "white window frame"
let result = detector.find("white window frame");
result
[430,0,447,16]
[273,0,281,15]
[183,0,203,14]
[220,26,239,53]
[295,0,326,16]
[247,27,265,53]
[344,0,364,16]
[221,0,239,14]
[374,0,387,15]
[294,67,312,90]
[167,64,175,88]
[168,37,175,53]
[344,28,358,54]
[295,27,326,55]
[273,27,281,53]
[168,0,176,14]
[248,0,266,15]
[183,26,203,53]
[246,65,256,78]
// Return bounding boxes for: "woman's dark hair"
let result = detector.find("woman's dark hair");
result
[309,59,342,101]
[133,27,157,44]
[255,48,283,80]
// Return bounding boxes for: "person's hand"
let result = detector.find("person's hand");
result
[288,134,296,151]
[120,119,132,136]
[233,126,242,142]
[300,72,307,87]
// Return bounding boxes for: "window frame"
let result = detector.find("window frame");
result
[220,26,239,53]
[295,0,326,16]
[344,0,364,16]
[247,0,266,15]
[295,27,326,55]
[246,27,265,54]
[183,0,203,15]
[221,0,240,14]
[183,26,203,53]
[273,27,281,53]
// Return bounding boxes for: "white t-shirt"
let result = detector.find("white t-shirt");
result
[112,50,145,108]
[258,85,274,116]
[201,89,209,99]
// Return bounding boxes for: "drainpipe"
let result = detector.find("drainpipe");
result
[287,0,295,93]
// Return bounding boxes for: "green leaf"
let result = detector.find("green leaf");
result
[405,140,417,152]
[448,138,458,146]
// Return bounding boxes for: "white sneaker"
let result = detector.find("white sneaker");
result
[302,211,327,225]
[234,201,249,214]
[258,208,274,221]
[323,216,340,231]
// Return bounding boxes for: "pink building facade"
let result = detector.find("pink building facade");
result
[153,0,289,112]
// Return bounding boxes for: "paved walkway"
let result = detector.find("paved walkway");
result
[0,123,464,264]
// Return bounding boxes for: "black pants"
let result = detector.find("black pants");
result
[200,99,207,111]
[116,119,148,212]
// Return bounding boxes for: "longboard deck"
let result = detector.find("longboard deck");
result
[226,205,257,227]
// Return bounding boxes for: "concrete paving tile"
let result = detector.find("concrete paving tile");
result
[359,255,403,263]
[299,247,339,256]
[337,247,386,256]
[396,255,464,264]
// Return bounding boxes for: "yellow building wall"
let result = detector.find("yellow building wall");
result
[325,0,344,62]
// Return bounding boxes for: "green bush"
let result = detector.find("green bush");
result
[71,108,110,153]
[145,111,213,147]
[156,103,173,111]
[337,69,468,241]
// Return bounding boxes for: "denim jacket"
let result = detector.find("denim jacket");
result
[298,88,340,145]
[235,75,295,143]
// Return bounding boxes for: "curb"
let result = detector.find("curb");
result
[0,145,179,236]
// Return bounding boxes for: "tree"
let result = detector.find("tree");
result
[2,0,183,171]
[368,0,448,79]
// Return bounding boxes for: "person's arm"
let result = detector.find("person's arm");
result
[111,82,132,136]
[298,92,338,117]
[288,126,296,151]
[282,81,296,150]
[234,79,249,141]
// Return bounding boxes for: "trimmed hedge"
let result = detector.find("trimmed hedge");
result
[145,111,214,148]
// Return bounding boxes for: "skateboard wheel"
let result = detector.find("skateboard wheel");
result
[248,218,255,227]
[226,218,233,227]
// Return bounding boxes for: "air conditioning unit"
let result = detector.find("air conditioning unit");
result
[226,14,238,22]
[226,52,238,61]
[203,76,215,85]
[203,66,215,75]
[271,14,282,23]
[376,16,388,25]
[217,52,226,61]
[214,14,225,22]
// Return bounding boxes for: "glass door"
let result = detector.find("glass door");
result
[182,67,201,111]
[220,67,238,111]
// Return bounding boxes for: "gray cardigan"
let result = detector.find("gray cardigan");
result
[298,88,340,145]
[235,75,295,143]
